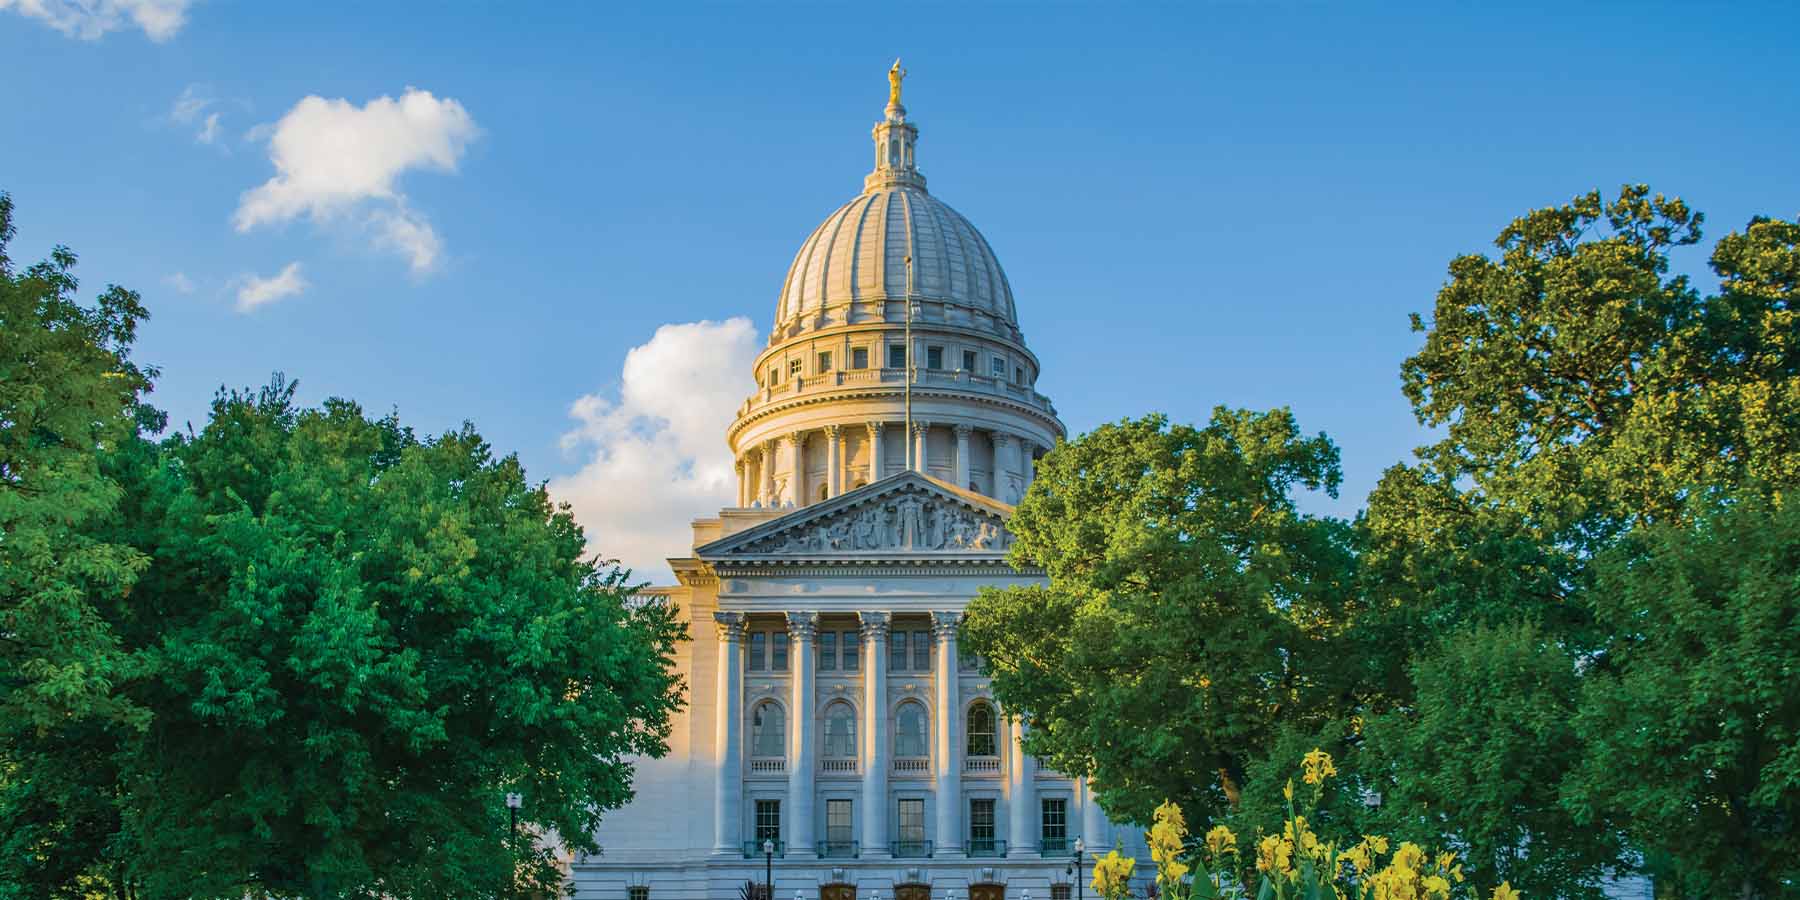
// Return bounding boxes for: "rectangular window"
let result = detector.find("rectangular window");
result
[842,630,860,671]
[962,349,977,371]
[770,365,780,385]
[1014,366,1024,384]
[991,357,1006,377]
[926,346,943,370]
[755,799,782,841]
[888,344,907,369]
[788,359,803,378]
[817,351,832,373]
[970,798,996,842]
[772,632,789,671]
[628,887,650,900]
[898,798,925,842]
[748,632,767,671]
[852,347,869,369]
[1041,798,1068,848]
[818,631,837,671]
[827,799,853,843]
[889,631,908,671]
[1051,886,1073,900]
[912,629,931,671]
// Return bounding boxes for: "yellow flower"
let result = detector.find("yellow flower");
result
[1302,748,1338,785]
[1492,882,1522,900]
[1282,779,1295,802]
[1149,822,1183,865]
[1366,835,1390,855]
[1423,875,1452,899]
[1090,849,1137,900]
[1153,799,1187,834]
[1452,865,1465,884]
[1256,835,1294,876]
[1436,851,1457,871]
[1204,824,1236,857]
[1343,843,1373,874]
[1392,842,1427,873]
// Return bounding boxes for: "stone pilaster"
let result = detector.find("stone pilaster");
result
[932,611,962,856]
[859,611,892,857]
[713,612,747,854]
[787,611,819,855]
[953,424,973,489]
[1006,711,1033,856]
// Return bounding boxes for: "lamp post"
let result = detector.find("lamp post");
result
[504,792,522,898]
[1071,836,1086,900]
[763,838,775,900]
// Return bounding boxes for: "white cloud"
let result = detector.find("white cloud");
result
[168,85,225,146]
[548,318,760,583]
[163,271,195,293]
[234,262,306,312]
[0,0,193,41]
[234,87,479,274]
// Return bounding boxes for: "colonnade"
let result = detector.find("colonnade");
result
[734,421,1041,509]
[711,610,1104,860]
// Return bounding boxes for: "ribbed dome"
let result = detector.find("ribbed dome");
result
[773,186,1019,342]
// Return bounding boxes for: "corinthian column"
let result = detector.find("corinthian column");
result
[788,431,807,506]
[787,611,819,856]
[911,421,930,474]
[993,433,1019,504]
[734,458,747,508]
[933,611,963,856]
[859,611,892,857]
[713,612,747,854]
[866,421,886,484]
[759,441,776,507]
[1006,711,1033,856]
[824,424,843,498]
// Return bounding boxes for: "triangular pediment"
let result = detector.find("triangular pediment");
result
[696,471,1016,563]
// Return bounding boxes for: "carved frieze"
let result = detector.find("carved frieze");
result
[736,486,1010,555]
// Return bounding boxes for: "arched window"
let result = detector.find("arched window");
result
[966,701,997,757]
[895,701,929,758]
[751,701,785,757]
[816,483,829,502]
[823,703,857,758]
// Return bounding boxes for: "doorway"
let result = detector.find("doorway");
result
[821,887,857,900]
[970,885,1006,900]
[894,886,931,900]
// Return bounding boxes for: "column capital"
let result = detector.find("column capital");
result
[786,610,820,640]
[865,420,885,437]
[733,457,745,473]
[952,423,973,438]
[761,439,777,458]
[857,610,892,641]
[787,430,806,448]
[713,611,747,641]
[822,423,842,439]
[992,432,1016,449]
[910,419,932,436]
[931,610,962,639]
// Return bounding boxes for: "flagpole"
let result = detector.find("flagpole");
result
[903,254,914,472]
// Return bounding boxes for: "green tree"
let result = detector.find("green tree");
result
[1566,491,1800,899]
[960,410,1357,824]
[0,191,156,734]
[67,381,688,898]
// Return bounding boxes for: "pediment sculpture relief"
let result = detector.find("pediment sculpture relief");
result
[742,491,1011,555]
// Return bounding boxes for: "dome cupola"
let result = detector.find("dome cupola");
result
[726,64,1063,512]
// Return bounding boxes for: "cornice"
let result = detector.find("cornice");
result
[727,384,1064,447]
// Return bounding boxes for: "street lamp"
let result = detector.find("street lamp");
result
[1071,836,1087,900]
[762,838,775,900]
[504,793,523,899]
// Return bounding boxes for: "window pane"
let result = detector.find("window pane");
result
[772,632,788,671]
[748,632,766,671]
[888,344,906,368]
[962,349,977,371]
[852,347,869,369]
[818,632,836,671]
[817,352,831,373]
[827,799,853,841]
[1042,798,1067,839]
[926,346,943,369]
[752,703,786,757]
[967,702,997,756]
[912,630,931,671]
[756,799,781,840]
[824,706,857,758]
[991,357,1006,377]
[890,631,907,671]
[842,630,860,671]
[896,703,928,757]
[899,799,925,841]
[970,798,996,840]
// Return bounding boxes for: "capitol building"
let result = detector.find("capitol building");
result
[570,69,1148,900]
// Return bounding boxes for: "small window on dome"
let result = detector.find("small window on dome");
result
[888,344,907,369]
[990,357,1006,378]
[789,359,803,378]
[1014,366,1024,385]
[852,347,869,370]
[817,352,831,373]
[926,346,943,370]
[962,350,976,371]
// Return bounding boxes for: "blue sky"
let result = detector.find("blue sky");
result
[5,2,1798,581]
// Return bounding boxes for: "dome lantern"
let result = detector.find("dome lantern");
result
[866,59,926,193]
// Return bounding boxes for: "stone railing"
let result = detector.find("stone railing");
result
[748,757,786,774]
[892,757,930,774]
[963,756,1001,774]
[737,366,1057,419]
[820,758,858,774]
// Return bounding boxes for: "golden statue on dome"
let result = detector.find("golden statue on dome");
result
[888,58,907,107]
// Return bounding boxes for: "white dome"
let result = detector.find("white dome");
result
[773,186,1019,342]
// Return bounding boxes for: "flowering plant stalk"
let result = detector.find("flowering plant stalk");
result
[1142,750,1521,900]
